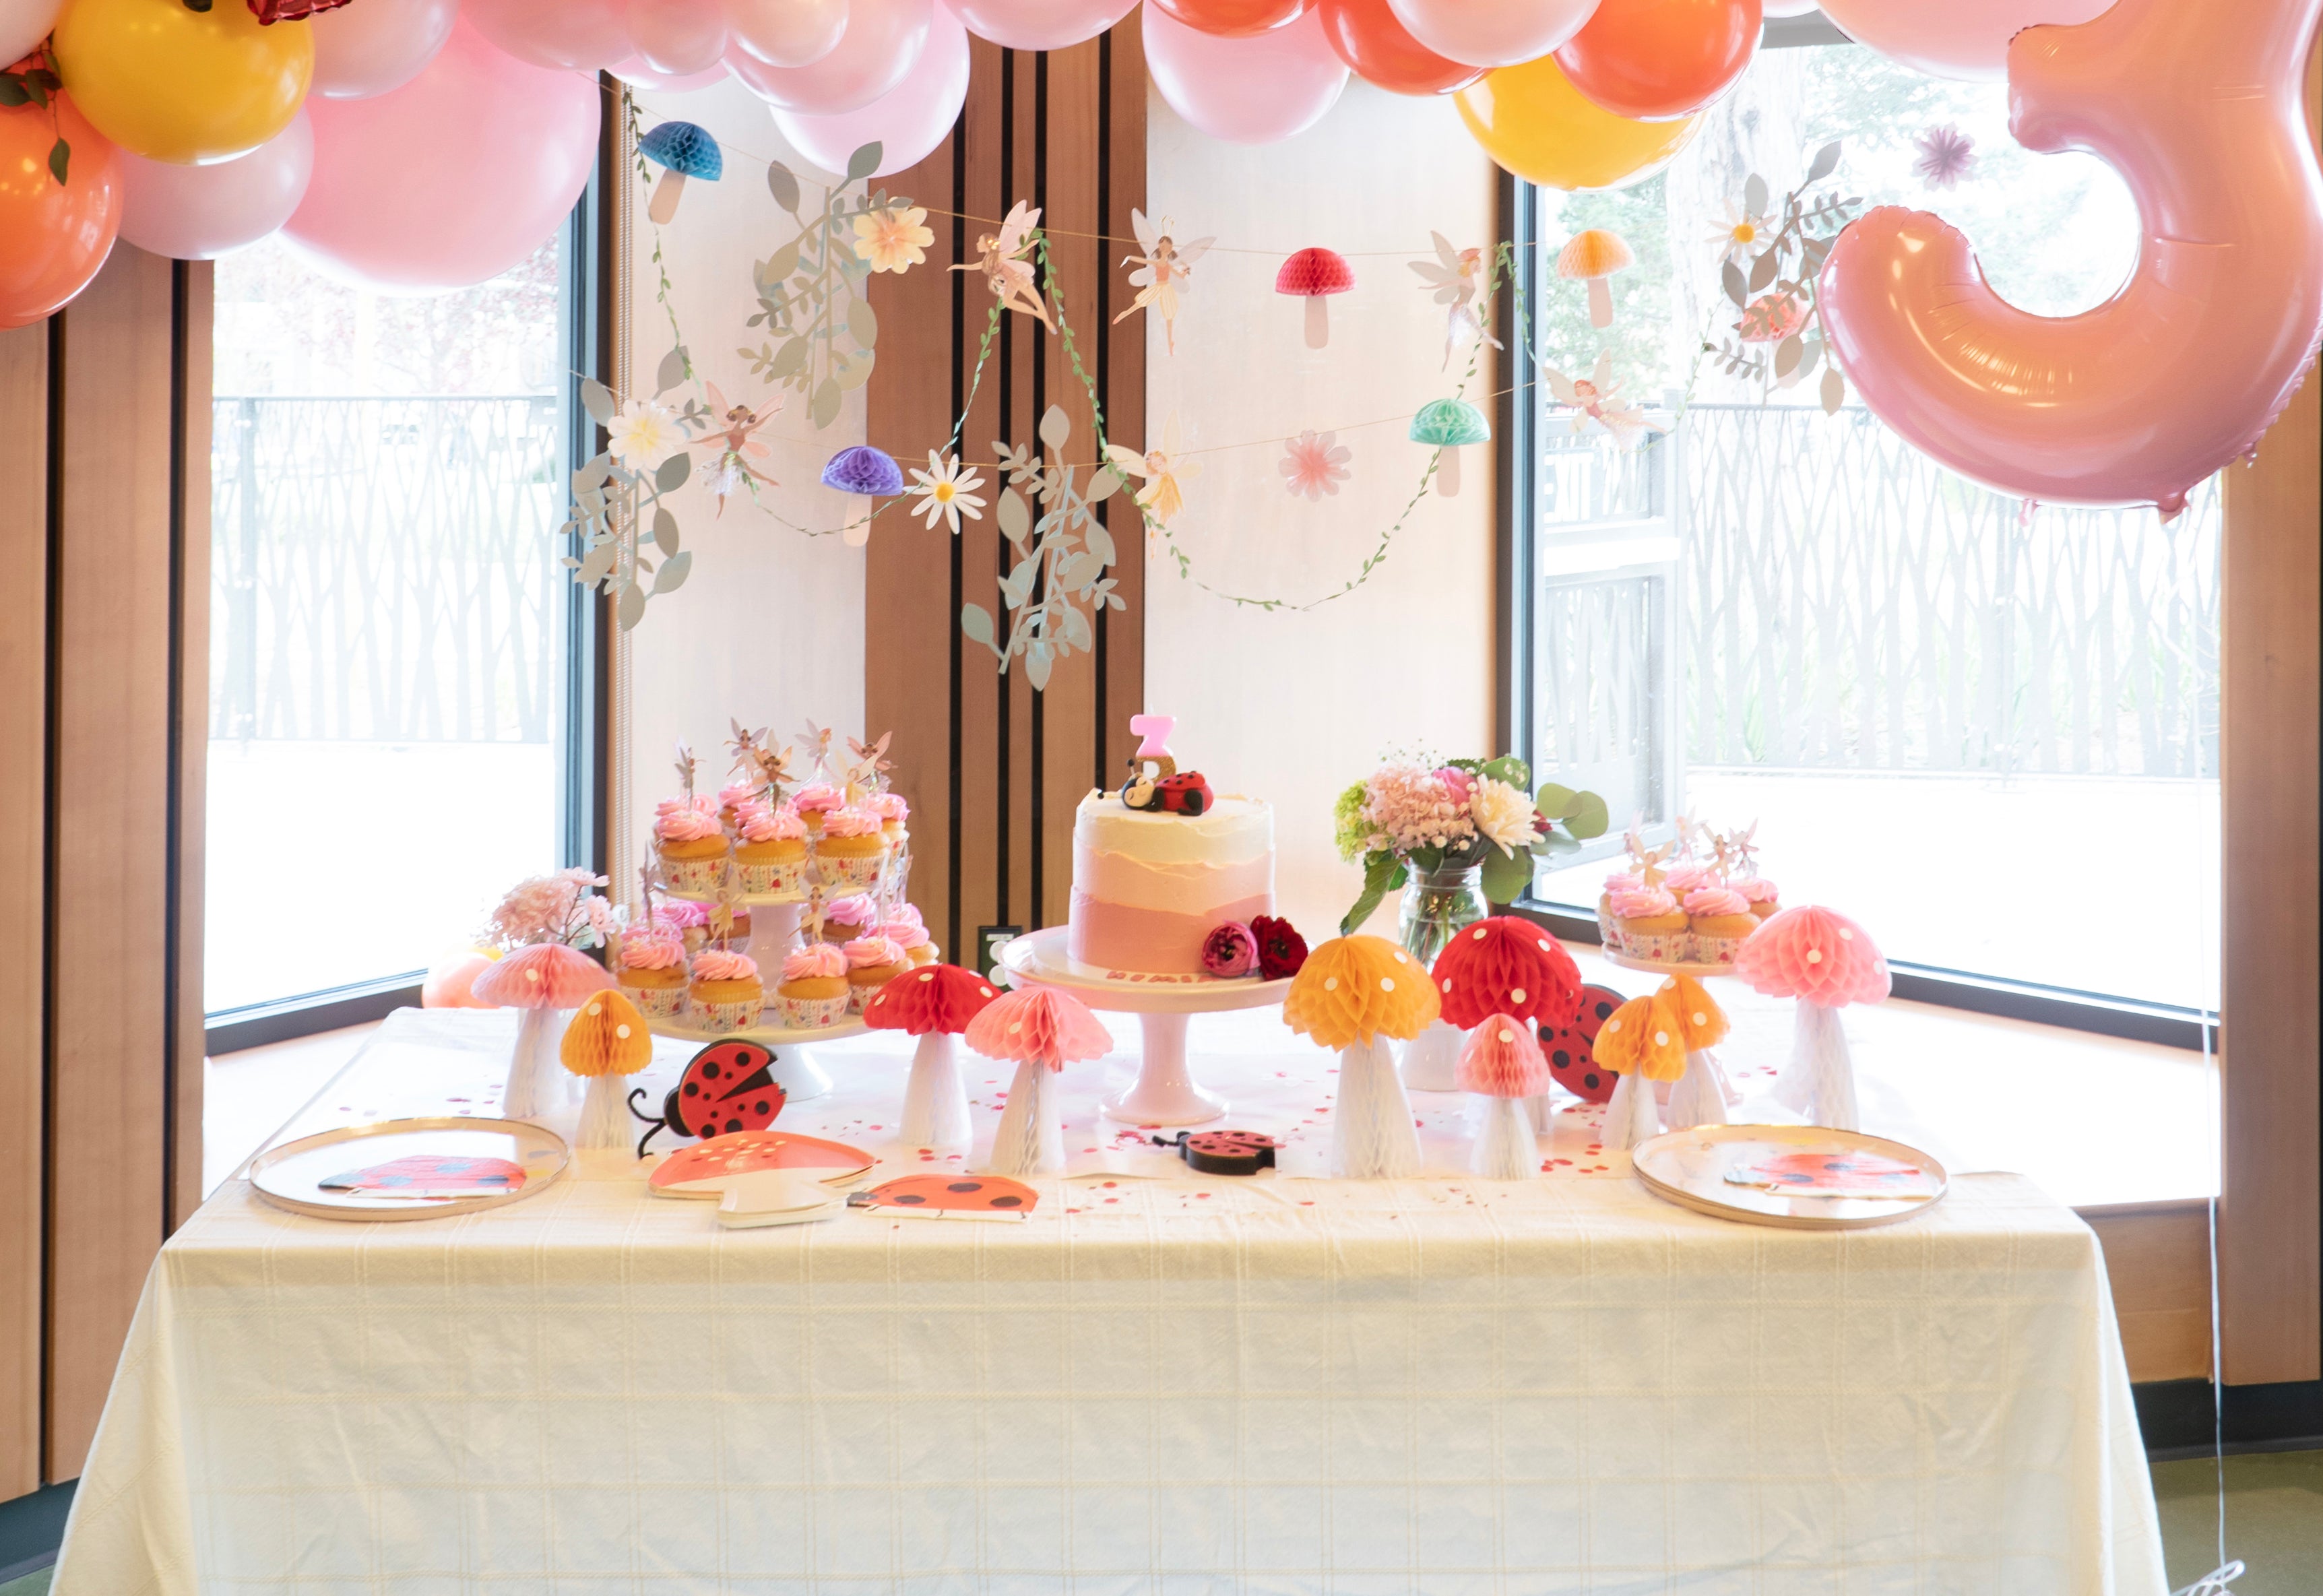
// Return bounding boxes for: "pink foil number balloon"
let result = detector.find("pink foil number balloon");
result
[1731,906,1889,1009]
[1818,0,2323,518]
[1814,0,2111,82]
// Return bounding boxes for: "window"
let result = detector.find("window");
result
[205,228,594,1019]
[1514,39,2219,1017]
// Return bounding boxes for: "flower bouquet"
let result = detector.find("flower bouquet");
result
[1334,756,1608,961]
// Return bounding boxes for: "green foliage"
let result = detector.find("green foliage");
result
[1340,852,1407,939]
[740,147,890,430]
[958,404,1123,690]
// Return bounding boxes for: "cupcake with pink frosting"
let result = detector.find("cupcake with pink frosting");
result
[812,806,888,890]
[687,948,763,1033]
[1597,868,1643,919]
[865,790,910,841]
[1605,883,1688,964]
[774,943,850,1029]
[1661,862,1717,899]
[654,796,729,894]
[650,896,711,953]
[718,780,766,831]
[732,802,809,895]
[1682,885,1759,964]
[616,930,691,1019]
[879,915,936,966]
[842,935,909,1013]
[1734,876,1780,921]
[819,893,880,943]
[790,782,844,837]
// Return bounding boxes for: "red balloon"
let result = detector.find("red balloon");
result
[0,94,120,330]
[1149,0,1309,39]
[1316,0,1479,94]
[1555,0,1758,121]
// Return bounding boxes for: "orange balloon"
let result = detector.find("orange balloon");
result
[0,94,120,330]
[1149,0,1308,38]
[1456,53,1698,191]
[1555,0,1759,121]
[1318,0,1480,94]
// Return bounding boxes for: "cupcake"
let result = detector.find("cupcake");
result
[844,935,910,1013]
[790,781,844,837]
[866,790,910,841]
[654,796,729,894]
[1661,862,1716,898]
[881,916,936,965]
[616,930,691,1019]
[687,948,763,1033]
[1596,868,1643,919]
[774,942,850,1029]
[1607,884,1688,963]
[718,781,765,831]
[813,807,888,891]
[1735,876,1781,920]
[1683,885,1759,965]
[732,802,809,895]
[821,893,880,943]
[651,897,710,953]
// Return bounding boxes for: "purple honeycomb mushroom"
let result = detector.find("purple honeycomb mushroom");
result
[820,445,904,497]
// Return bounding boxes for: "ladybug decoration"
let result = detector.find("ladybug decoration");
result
[628,1040,788,1157]
[846,1174,1040,1219]
[1120,752,1213,817]
[1539,983,1625,1105]
[1153,1128,1279,1176]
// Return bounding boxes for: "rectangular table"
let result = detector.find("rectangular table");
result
[55,1009,2169,1594]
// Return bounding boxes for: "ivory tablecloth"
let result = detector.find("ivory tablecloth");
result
[55,1008,2167,1595]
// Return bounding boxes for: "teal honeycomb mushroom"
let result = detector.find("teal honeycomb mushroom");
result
[1409,398,1490,497]
[640,121,723,225]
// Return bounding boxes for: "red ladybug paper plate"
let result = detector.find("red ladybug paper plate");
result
[647,1130,872,1196]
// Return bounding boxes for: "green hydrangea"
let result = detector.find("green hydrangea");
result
[1332,780,1374,864]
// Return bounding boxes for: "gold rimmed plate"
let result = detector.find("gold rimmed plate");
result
[250,1118,570,1221]
[1632,1123,1948,1230]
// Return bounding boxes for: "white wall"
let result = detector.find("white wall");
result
[1143,82,1499,941]
[616,80,867,887]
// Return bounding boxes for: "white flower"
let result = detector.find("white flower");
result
[1468,775,1537,854]
[906,450,988,534]
[1707,202,1773,268]
[607,401,682,470]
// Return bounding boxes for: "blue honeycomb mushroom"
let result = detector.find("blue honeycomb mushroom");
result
[639,121,722,224]
[821,445,905,497]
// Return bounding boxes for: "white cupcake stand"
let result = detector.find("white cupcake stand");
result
[644,889,866,1102]
[998,926,1294,1126]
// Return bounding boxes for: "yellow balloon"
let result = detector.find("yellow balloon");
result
[1457,53,1700,193]
[55,0,311,166]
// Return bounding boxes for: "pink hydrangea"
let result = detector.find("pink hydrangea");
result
[1361,764,1474,854]
[483,868,606,950]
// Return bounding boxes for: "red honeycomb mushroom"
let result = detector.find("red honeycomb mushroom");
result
[864,963,1000,1151]
[1276,247,1355,348]
[1431,916,1583,1031]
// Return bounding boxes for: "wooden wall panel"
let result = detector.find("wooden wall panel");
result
[46,245,179,1477]
[171,261,212,1232]
[864,26,1147,963]
[2216,41,2322,1388]
[2082,1201,2214,1385]
[0,323,49,1502]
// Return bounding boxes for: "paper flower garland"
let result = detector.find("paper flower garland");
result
[852,201,935,273]
[1279,430,1352,501]
[906,450,987,533]
[1913,125,1976,190]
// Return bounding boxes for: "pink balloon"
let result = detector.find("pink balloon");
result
[118,111,312,259]
[1818,0,2323,517]
[629,0,727,73]
[2,0,64,69]
[1382,0,1596,67]
[610,55,732,89]
[943,0,1135,50]
[774,6,966,175]
[1143,3,1347,143]
[286,20,602,292]
[466,0,631,70]
[728,0,850,65]
[728,0,930,113]
[1816,0,2111,80]
[310,0,457,98]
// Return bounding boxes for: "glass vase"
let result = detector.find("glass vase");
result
[1397,860,1489,969]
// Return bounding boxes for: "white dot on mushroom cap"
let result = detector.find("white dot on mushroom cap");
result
[1498,1027,1518,1044]
[526,969,540,983]
[1654,1031,1670,1046]
[917,971,932,981]
[1511,987,1526,1004]
[1605,1017,1622,1033]
[1839,927,1854,940]
[980,986,993,996]
[616,1024,632,1040]
[1807,949,1823,963]
[1324,977,1339,992]
[1441,978,1453,992]
[1380,977,1396,992]
[1537,938,1552,953]
[1473,928,1487,940]
[1009,1021,1023,1034]
[1692,1011,1708,1025]
[1393,950,1408,963]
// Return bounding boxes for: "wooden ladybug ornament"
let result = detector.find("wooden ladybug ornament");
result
[628,1040,787,1156]
[1539,983,1625,1105]
[1153,1128,1279,1176]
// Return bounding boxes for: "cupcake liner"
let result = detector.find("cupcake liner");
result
[734,856,808,896]
[1688,933,1747,966]
[659,851,729,894]
[621,979,690,1019]
[690,992,765,1033]
[814,849,887,891]
[775,991,850,1030]
[1618,929,1690,965]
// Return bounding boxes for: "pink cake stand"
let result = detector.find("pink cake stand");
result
[997,926,1294,1126]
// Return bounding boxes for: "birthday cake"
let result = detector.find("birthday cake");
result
[1065,716,1274,976]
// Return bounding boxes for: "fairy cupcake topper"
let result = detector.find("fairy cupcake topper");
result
[637,863,660,934]
[753,740,796,802]
[726,720,771,790]
[847,731,893,792]
[674,741,697,803]
[1724,821,1760,878]
[798,720,837,784]
[802,885,827,945]
[709,880,740,950]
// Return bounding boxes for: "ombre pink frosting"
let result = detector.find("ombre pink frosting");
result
[619,933,685,971]
[791,783,843,815]
[1601,870,1643,895]
[719,781,763,811]
[782,944,847,981]
[867,792,909,823]
[1662,863,1715,895]
[737,803,805,843]
[1683,886,1753,918]
[1736,876,1779,903]
[651,899,708,930]
[880,918,930,953]
[1609,885,1680,920]
[655,799,722,843]
[825,893,878,930]
[820,806,881,839]
[844,935,905,969]
[691,949,758,982]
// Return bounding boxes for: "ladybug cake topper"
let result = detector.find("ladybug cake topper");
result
[1118,712,1212,815]
[628,1039,788,1157]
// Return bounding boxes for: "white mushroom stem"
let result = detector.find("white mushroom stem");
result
[648,168,689,225]
[1434,445,1462,497]
[1469,1093,1539,1180]
[1587,276,1614,328]
[1304,294,1331,348]
[1601,1070,1662,1151]
[985,1058,1064,1177]
[577,1073,636,1151]
[1662,1048,1730,1131]
[1330,1036,1423,1180]
[504,1008,556,1119]
[898,1031,973,1149]
[1399,1017,1463,1093]
[1773,999,1861,1131]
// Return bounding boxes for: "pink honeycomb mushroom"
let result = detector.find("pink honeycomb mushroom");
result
[1276,247,1354,348]
[472,942,616,1119]
[1458,1014,1550,1180]
[966,986,1112,1177]
[1733,906,1890,1130]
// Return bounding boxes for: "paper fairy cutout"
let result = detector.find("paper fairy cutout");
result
[953,200,1052,331]
[701,383,779,513]
[1104,412,1199,528]
[1544,352,1667,453]
[1113,210,1215,357]
[1409,232,1504,369]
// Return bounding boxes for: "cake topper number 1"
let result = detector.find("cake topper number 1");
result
[1129,713,1175,759]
